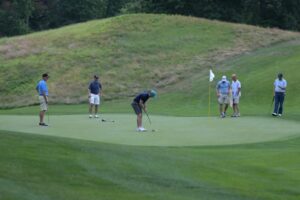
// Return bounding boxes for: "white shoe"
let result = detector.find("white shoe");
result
[89,115,93,118]
[138,127,147,132]
[278,114,282,117]
[94,115,99,118]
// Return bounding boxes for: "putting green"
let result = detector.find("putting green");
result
[0,114,299,146]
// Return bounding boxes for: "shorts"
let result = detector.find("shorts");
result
[39,96,48,111]
[89,94,100,105]
[131,102,142,115]
[232,96,240,104]
[218,94,230,104]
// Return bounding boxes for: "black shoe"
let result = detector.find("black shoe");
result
[39,123,48,126]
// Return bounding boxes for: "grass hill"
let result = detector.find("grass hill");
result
[0,14,300,114]
[1,14,300,200]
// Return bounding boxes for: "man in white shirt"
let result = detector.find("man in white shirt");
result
[231,74,241,117]
[272,73,287,117]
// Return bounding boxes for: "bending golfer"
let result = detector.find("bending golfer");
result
[272,73,287,117]
[36,73,49,126]
[131,90,157,132]
[231,74,241,117]
[88,75,102,118]
[216,75,230,118]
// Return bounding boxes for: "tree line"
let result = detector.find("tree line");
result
[1,0,300,37]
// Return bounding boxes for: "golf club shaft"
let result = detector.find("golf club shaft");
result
[268,96,274,114]
[144,110,152,125]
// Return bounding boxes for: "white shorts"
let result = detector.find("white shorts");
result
[89,94,100,105]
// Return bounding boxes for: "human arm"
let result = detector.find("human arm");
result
[139,99,146,112]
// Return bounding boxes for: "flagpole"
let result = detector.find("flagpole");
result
[208,81,211,117]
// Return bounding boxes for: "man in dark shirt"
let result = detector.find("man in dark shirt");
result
[88,75,102,118]
[131,90,157,132]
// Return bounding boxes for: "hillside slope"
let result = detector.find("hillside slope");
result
[0,14,299,108]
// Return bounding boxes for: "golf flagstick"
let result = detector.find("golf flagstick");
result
[208,69,215,116]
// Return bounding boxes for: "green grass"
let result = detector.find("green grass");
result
[0,14,299,108]
[1,14,300,199]
[0,130,299,200]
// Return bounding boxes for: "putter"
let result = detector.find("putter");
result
[144,110,152,125]
[144,110,157,132]
[268,96,275,115]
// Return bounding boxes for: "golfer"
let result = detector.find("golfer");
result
[272,73,287,117]
[36,73,49,126]
[231,74,241,117]
[88,75,102,118]
[216,75,230,118]
[131,90,157,132]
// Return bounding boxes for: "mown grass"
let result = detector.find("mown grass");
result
[1,14,300,200]
[0,130,299,200]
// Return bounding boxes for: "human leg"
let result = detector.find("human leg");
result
[278,93,285,115]
[273,93,280,115]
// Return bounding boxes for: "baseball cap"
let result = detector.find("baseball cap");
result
[222,75,227,80]
[150,89,157,98]
[42,73,49,78]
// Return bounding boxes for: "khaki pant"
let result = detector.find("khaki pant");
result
[218,94,230,104]
[39,96,48,111]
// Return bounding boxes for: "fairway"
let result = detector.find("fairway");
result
[1,114,299,146]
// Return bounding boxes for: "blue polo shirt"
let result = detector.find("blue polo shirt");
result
[36,80,48,96]
[133,92,150,104]
[217,80,230,95]
[89,80,102,94]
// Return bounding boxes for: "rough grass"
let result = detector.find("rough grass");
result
[0,14,299,108]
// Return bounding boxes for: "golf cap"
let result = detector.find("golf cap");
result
[42,73,49,78]
[150,89,157,98]
[222,75,227,80]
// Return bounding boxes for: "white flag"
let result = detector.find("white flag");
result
[209,69,215,82]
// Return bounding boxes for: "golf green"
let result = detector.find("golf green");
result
[0,114,299,146]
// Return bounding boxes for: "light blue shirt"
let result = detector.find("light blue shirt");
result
[217,80,230,95]
[36,80,48,96]
[274,79,287,93]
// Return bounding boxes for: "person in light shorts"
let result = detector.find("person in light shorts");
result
[36,73,49,126]
[88,75,102,118]
[216,75,230,118]
[231,74,241,117]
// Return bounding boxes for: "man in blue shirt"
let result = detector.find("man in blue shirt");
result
[36,73,49,126]
[272,73,287,117]
[131,90,157,132]
[88,75,102,118]
[216,75,231,118]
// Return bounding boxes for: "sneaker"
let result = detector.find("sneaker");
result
[231,114,237,117]
[39,122,48,126]
[94,115,99,118]
[139,127,147,132]
[272,113,278,117]
[89,115,93,118]
[278,114,282,117]
[236,113,240,117]
[221,112,226,118]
